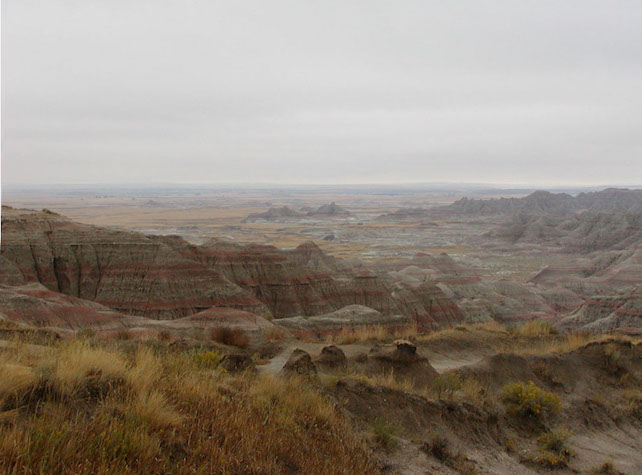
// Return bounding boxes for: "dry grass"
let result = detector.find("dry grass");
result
[0,339,378,473]
[264,327,288,342]
[325,323,419,345]
[209,327,250,348]
[512,332,639,356]
[419,320,508,342]
[517,320,558,337]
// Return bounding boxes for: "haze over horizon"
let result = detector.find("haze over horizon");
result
[3,1,642,186]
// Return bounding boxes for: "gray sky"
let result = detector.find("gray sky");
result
[2,0,642,186]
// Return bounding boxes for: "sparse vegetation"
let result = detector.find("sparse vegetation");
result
[432,372,462,399]
[458,377,490,405]
[343,370,415,394]
[589,461,623,474]
[371,419,400,451]
[264,327,287,342]
[604,344,626,373]
[425,434,451,461]
[501,381,561,418]
[423,435,477,474]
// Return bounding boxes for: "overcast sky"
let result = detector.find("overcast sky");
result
[2,1,642,186]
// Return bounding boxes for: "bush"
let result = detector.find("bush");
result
[590,462,622,474]
[432,373,462,399]
[604,345,626,374]
[371,419,399,451]
[501,381,561,418]
[536,426,573,468]
[422,435,476,474]
[425,435,451,461]
[210,327,250,348]
[116,329,132,341]
[193,351,222,368]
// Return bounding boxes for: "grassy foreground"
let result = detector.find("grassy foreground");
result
[0,341,377,474]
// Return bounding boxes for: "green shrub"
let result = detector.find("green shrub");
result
[193,351,222,368]
[371,419,399,451]
[501,381,561,418]
[536,426,573,468]
[432,373,462,399]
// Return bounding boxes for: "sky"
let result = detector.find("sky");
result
[2,1,642,186]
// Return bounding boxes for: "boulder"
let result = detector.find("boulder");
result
[281,349,317,377]
[314,345,347,369]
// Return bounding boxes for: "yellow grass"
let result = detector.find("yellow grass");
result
[518,320,558,338]
[325,323,420,345]
[512,332,639,356]
[0,340,378,473]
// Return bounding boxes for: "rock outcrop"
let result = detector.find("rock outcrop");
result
[445,188,642,216]
[367,340,439,386]
[281,349,317,376]
[490,211,642,251]
[242,206,302,223]
[306,202,352,218]
[0,283,139,330]
[1,207,467,332]
[276,305,410,335]
[0,207,266,320]
[313,345,347,369]
[558,286,641,332]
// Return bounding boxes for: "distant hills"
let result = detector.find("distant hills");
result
[446,188,642,215]
[243,202,352,222]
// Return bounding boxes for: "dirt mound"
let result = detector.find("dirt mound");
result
[275,305,410,334]
[367,340,439,386]
[161,306,277,336]
[0,283,140,330]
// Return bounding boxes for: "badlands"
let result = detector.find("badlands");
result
[0,185,640,473]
